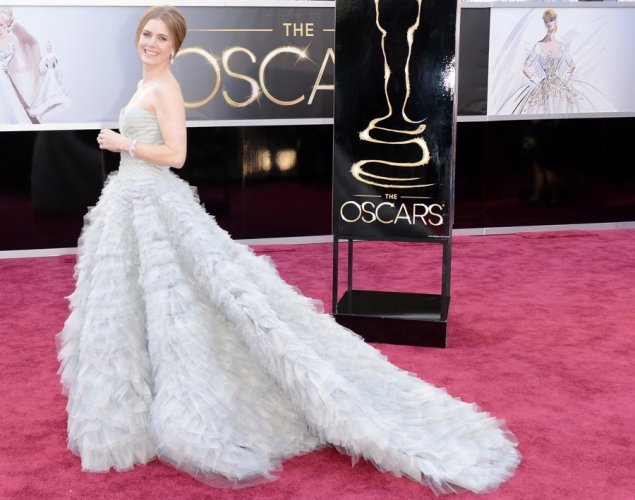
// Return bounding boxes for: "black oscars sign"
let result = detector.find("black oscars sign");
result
[333,0,458,346]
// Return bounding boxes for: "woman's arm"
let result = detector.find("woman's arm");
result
[522,65,535,81]
[522,44,540,83]
[564,43,575,76]
[98,79,187,168]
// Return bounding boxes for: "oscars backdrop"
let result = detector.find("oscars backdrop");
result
[0,2,334,131]
[333,0,457,241]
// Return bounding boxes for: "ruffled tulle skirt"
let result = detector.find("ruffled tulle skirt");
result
[57,162,520,494]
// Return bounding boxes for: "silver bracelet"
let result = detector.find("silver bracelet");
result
[128,139,138,158]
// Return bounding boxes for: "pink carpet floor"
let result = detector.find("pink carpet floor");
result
[1,229,634,499]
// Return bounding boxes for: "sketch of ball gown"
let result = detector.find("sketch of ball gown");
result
[0,42,31,124]
[29,47,71,120]
[497,41,613,115]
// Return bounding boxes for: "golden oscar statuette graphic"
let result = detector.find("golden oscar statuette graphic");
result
[332,0,457,346]
[351,0,432,189]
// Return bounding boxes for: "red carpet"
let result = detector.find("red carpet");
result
[1,230,634,499]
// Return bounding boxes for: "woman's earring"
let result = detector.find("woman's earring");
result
[170,53,175,65]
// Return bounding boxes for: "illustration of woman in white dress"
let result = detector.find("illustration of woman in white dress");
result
[497,9,613,115]
[0,7,31,124]
[29,41,71,121]
[56,6,520,495]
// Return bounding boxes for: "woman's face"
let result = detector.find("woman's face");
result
[137,18,174,67]
[544,17,557,34]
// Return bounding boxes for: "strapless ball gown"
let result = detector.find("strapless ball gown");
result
[497,42,614,115]
[57,105,520,494]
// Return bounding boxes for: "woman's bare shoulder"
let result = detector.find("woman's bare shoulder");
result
[143,75,182,114]
[153,74,184,105]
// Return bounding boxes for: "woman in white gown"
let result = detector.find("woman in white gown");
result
[498,8,613,115]
[57,6,520,495]
[29,41,71,121]
[0,7,31,124]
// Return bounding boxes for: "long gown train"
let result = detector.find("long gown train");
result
[57,106,520,495]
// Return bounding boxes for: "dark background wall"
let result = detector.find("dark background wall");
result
[0,125,334,250]
[2,117,633,251]
[454,118,635,229]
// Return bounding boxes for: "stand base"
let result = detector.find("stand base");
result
[334,290,448,348]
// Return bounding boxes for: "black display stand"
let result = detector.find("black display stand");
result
[332,236,451,348]
[332,0,458,348]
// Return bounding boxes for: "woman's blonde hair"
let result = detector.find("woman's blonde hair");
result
[135,5,187,53]
[0,7,15,28]
[542,9,558,23]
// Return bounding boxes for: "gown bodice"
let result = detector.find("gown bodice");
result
[0,43,16,71]
[118,106,171,180]
[526,42,571,81]
[534,46,566,78]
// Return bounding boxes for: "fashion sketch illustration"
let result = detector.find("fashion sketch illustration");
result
[490,8,614,116]
[29,41,71,120]
[0,6,36,124]
[0,7,71,125]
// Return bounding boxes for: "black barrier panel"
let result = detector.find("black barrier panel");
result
[332,0,458,347]
[456,8,489,117]
[333,0,458,240]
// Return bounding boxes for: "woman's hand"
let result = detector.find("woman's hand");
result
[97,129,130,153]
